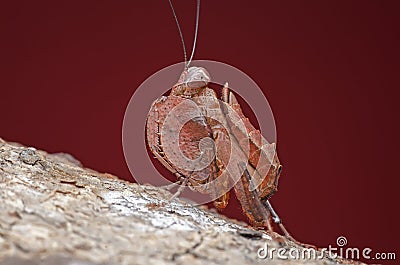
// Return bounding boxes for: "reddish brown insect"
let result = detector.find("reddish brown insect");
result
[146,66,296,241]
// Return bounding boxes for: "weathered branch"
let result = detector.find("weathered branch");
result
[0,138,364,265]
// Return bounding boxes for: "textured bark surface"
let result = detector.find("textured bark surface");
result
[0,138,364,265]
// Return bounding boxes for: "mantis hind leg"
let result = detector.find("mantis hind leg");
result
[235,163,274,231]
[262,199,294,240]
[240,165,315,248]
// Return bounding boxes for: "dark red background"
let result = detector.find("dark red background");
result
[1,1,399,263]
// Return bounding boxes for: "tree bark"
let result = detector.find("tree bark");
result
[0,138,364,265]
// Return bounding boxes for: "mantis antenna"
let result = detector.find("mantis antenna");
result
[167,0,200,69]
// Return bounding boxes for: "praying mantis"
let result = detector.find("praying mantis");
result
[146,66,297,242]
